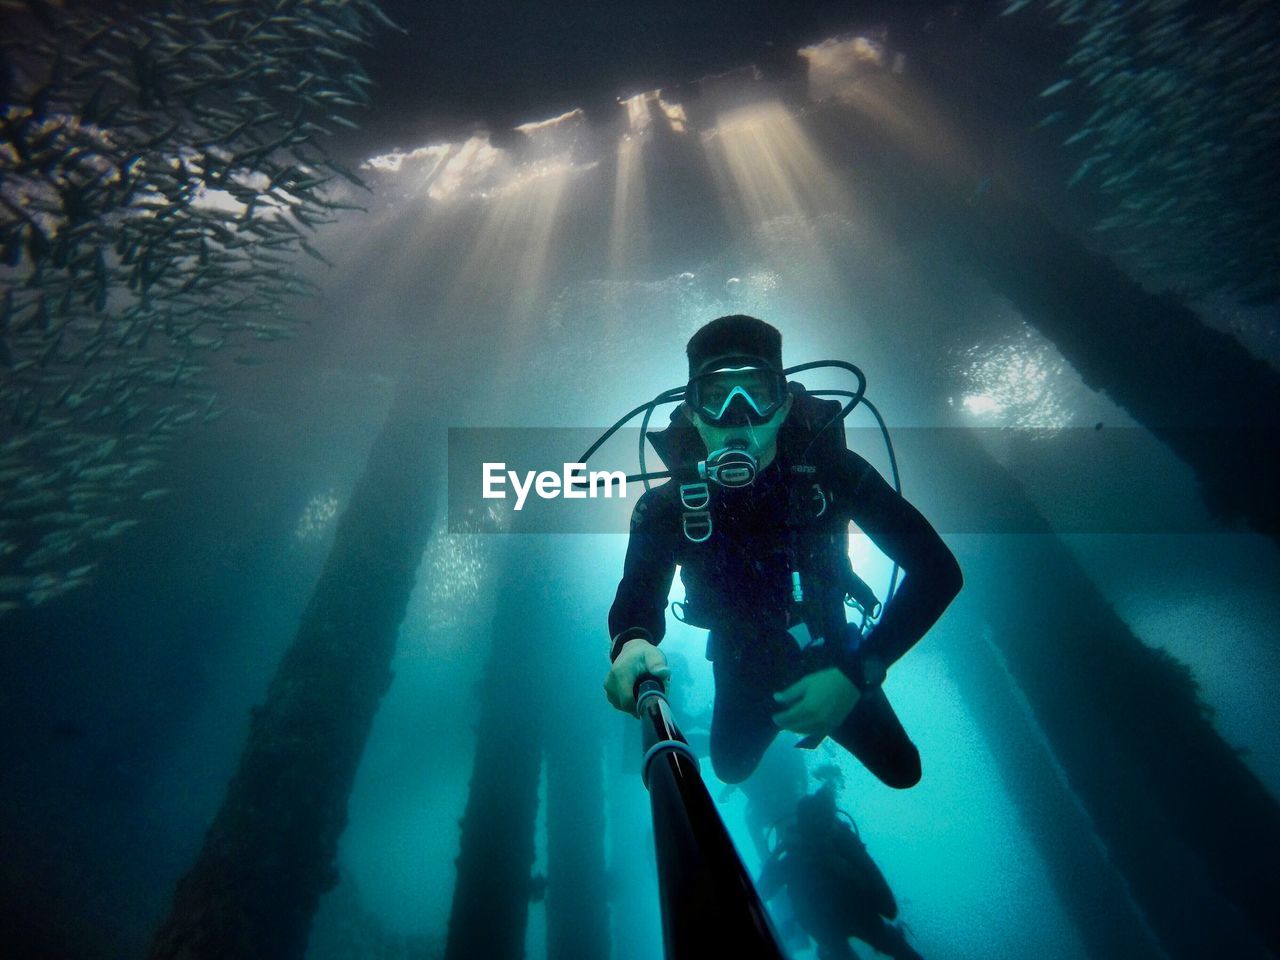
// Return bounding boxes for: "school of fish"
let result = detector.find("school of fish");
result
[1007,0,1279,304]
[0,0,400,614]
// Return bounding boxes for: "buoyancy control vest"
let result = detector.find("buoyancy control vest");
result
[645,381,880,643]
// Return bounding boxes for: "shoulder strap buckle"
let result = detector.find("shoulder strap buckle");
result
[679,482,710,510]
[679,482,713,542]
[682,510,712,543]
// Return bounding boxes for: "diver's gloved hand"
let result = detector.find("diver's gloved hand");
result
[604,638,671,715]
[771,667,860,736]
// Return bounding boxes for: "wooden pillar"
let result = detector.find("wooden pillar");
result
[149,381,441,960]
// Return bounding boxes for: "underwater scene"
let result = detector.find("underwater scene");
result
[1,1,1277,958]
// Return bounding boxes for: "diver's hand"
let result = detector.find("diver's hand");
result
[772,667,860,736]
[604,638,671,715]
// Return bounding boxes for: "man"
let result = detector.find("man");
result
[603,315,961,788]
[758,785,925,960]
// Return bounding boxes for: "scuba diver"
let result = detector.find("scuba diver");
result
[602,315,962,788]
[758,784,924,960]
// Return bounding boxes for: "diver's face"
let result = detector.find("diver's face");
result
[688,393,793,466]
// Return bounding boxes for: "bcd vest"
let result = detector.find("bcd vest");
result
[645,382,880,642]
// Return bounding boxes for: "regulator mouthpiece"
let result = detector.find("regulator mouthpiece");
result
[700,445,758,488]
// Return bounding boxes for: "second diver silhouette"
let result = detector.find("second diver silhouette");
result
[758,774,925,960]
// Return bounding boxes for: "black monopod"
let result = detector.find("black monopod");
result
[632,675,787,960]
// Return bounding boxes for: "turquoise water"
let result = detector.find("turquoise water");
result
[2,3,1278,958]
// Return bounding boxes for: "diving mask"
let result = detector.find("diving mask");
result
[685,365,787,426]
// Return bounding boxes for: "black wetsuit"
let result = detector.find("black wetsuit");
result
[608,422,962,787]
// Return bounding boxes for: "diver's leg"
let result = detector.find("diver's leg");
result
[829,686,922,789]
[708,629,800,784]
[709,653,781,783]
[771,889,811,952]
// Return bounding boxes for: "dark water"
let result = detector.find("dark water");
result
[1,2,1277,959]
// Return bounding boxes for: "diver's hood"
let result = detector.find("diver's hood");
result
[646,380,843,471]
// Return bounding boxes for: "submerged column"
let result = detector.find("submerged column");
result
[443,535,554,960]
[802,96,1280,949]
[544,601,611,960]
[960,184,1280,545]
[921,428,1279,959]
[812,101,1280,546]
[937,619,1164,960]
[149,380,441,960]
